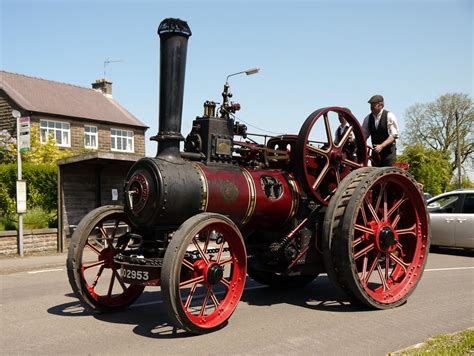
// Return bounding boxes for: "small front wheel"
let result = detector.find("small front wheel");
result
[161,213,247,334]
[67,206,145,312]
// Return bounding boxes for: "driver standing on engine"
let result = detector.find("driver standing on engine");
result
[362,95,400,167]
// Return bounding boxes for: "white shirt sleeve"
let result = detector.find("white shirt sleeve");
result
[387,112,399,139]
[362,114,371,140]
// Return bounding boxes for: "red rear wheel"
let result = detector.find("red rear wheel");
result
[329,168,429,308]
[161,213,247,334]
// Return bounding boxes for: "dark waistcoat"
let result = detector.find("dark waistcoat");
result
[369,110,390,145]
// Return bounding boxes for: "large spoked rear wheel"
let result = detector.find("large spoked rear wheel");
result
[322,167,375,292]
[67,206,145,312]
[161,213,247,334]
[328,168,429,309]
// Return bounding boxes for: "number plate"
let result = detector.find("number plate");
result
[120,263,161,286]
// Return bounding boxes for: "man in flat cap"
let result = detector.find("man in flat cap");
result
[362,95,400,167]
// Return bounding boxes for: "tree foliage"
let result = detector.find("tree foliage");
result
[403,93,473,175]
[22,127,73,163]
[398,144,452,196]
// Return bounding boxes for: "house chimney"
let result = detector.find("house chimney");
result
[92,78,112,97]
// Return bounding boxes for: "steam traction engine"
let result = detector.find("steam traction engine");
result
[67,18,430,334]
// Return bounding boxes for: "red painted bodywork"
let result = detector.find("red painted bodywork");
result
[198,164,299,230]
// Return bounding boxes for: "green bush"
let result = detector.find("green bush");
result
[0,163,58,213]
[23,207,50,229]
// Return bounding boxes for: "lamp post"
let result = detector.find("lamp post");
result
[455,111,462,189]
[12,109,24,257]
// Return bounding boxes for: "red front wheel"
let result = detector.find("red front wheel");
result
[161,213,247,334]
[67,206,144,311]
[327,168,430,308]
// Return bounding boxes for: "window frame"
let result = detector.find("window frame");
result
[40,119,71,147]
[84,125,98,149]
[110,128,134,153]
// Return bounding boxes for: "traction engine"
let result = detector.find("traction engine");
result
[67,18,430,334]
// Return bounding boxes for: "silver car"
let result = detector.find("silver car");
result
[427,189,474,250]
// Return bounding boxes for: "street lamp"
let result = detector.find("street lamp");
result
[12,109,25,257]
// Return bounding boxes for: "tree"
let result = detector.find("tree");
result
[398,144,452,196]
[403,93,473,176]
[22,127,73,164]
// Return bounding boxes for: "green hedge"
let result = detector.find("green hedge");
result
[0,163,58,215]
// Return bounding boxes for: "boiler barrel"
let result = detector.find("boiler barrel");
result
[124,158,299,229]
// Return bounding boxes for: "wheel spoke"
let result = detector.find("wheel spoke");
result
[216,240,225,263]
[209,290,220,308]
[180,275,205,288]
[396,224,417,237]
[184,282,198,309]
[199,288,212,316]
[376,263,390,291]
[342,158,363,169]
[389,252,410,273]
[111,220,120,239]
[364,196,380,223]
[311,161,330,190]
[385,254,390,280]
[202,230,211,256]
[354,242,375,260]
[374,182,386,217]
[336,125,353,148]
[182,259,195,271]
[360,205,368,225]
[363,252,380,286]
[107,270,116,298]
[192,237,210,264]
[83,259,106,270]
[391,214,401,228]
[383,189,388,222]
[306,144,329,157]
[361,254,369,282]
[334,167,341,185]
[387,195,407,218]
[219,257,233,266]
[354,223,374,235]
[91,265,105,288]
[323,113,333,147]
[115,269,127,292]
[220,277,231,288]
[85,240,102,255]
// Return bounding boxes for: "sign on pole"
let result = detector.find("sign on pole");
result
[16,180,27,214]
[19,116,30,153]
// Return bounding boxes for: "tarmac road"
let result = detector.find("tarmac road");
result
[1,249,473,355]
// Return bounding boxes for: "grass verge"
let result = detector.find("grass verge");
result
[391,328,474,355]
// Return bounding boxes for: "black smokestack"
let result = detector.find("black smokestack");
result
[152,18,192,161]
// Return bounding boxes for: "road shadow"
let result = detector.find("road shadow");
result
[48,275,367,338]
[429,247,473,257]
[241,275,368,313]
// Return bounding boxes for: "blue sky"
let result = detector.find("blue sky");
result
[1,0,472,157]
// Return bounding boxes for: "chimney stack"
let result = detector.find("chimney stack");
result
[152,18,192,161]
[92,78,113,97]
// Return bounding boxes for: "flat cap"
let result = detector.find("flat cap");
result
[368,95,384,104]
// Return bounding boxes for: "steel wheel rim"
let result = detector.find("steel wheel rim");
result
[176,220,246,329]
[79,212,143,307]
[349,173,428,304]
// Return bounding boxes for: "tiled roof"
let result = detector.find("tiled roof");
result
[0,71,148,128]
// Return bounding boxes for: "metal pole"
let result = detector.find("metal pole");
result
[16,115,24,257]
[455,111,462,189]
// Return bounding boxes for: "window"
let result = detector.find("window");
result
[428,195,459,214]
[461,194,474,214]
[40,120,70,147]
[84,125,98,149]
[110,128,134,152]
